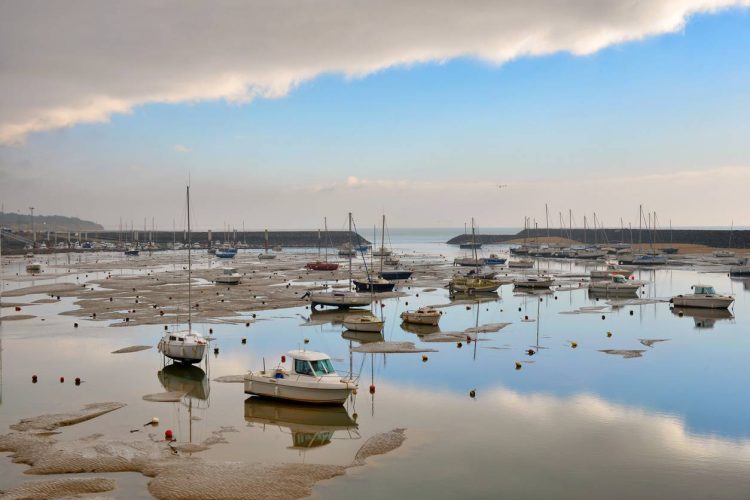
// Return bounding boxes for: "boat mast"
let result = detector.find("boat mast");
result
[324,217,329,262]
[264,229,269,254]
[348,212,352,290]
[187,185,192,330]
[471,218,478,272]
[380,214,386,274]
[545,204,550,240]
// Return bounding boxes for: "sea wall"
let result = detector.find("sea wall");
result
[446,228,750,248]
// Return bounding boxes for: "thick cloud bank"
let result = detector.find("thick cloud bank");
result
[1,0,748,143]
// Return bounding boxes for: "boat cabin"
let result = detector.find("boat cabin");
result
[221,267,239,275]
[289,351,337,377]
[611,275,629,284]
[692,285,717,295]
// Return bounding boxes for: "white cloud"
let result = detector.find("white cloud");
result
[173,144,191,154]
[1,0,748,144]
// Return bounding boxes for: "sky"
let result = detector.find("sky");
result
[1,0,749,230]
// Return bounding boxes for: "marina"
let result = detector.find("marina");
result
[0,229,749,497]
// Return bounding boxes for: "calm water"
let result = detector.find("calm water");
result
[1,242,749,498]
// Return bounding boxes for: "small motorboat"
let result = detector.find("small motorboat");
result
[588,274,641,296]
[342,313,384,332]
[671,285,734,309]
[483,254,507,266]
[305,261,339,271]
[400,307,441,326]
[353,276,395,293]
[379,270,413,280]
[216,249,237,258]
[124,248,139,256]
[574,249,607,259]
[158,329,208,364]
[459,242,482,249]
[514,275,555,289]
[25,261,42,273]
[307,290,372,309]
[507,259,534,269]
[215,267,241,285]
[244,350,357,404]
[258,252,276,260]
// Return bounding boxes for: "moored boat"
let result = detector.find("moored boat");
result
[400,306,441,326]
[508,258,534,269]
[25,261,42,272]
[342,313,384,332]
[588,274,641,296]
[379,270,413,280]
[353,276,395,293]
[514,274,555,289]
[244,350,357,404]
[671,284,734,309]
[215,266,241,285]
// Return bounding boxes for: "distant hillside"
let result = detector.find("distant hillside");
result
[0,212,103,232]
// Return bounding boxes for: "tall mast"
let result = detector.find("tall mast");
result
[324,217,329,262]
[471,218,478,271]
[638,205,643,251]
[348,212,352,289]
[380,214,386,274]
[264,229,269,253]
[187,185,192,329]
[545,204,550,240]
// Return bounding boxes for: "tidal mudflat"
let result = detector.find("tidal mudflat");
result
[1,245,749,498]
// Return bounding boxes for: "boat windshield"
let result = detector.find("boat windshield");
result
[613,275,627,283]
[695,286,716,294]
[310,358,335,376]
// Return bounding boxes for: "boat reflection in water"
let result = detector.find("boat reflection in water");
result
[671,306,735,329]
[244,397,359,451]
[158,364,210,401]
[307,309,370,326]
[158,364,210,449]
[341,330,385,344]
[400,322,441,336]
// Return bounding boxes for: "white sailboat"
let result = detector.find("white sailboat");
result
[157,186,208,365]
[259,229,277,260]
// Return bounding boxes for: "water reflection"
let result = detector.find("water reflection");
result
[670,307,735,329]
[341,330,384,344]
[400,323,441,336]
[244,397,359,451]
[308,309,370,325]
[158,364,210,401]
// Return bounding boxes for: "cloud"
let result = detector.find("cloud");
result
[173,144,191,154]
[1,0,748,144]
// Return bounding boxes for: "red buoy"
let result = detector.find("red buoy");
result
[369,384,376,394]
[75,377,81,386]
[281,355,286,363]
[59,376,65,383]
[165,429,173,440]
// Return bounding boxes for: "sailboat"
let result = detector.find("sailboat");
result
[353,215,396,293]
[307,213,372,309]
[450,219,501,294]
[306,217,339,271]
[259,229,277,260]
[157,186,209,365]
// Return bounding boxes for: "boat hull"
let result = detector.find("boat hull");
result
[215,277,241,285]
[306,262,339,271]
[671,296,734,309]
[342,320,384,332]
[400,312,440,326]
[244,376,354,405]
[353,280,395,293]
[310,293,372,309]
[379,270,413,280]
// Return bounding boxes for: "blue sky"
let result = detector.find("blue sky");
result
[1,3,749,228]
